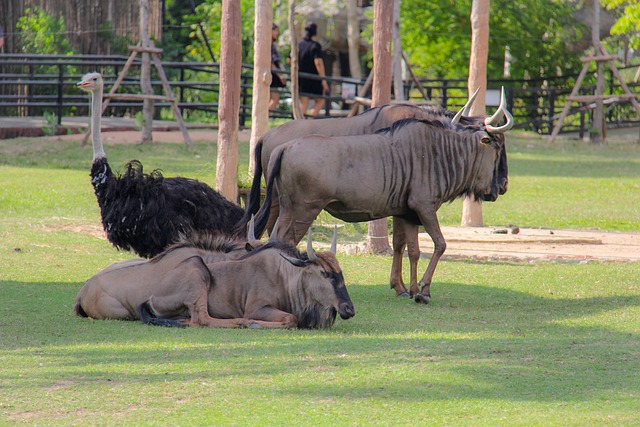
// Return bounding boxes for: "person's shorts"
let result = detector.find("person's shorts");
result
[271,71,286,88]
[299,76,323,95]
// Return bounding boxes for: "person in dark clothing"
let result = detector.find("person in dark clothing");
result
[269,24,286,111]
[298,22,329,117]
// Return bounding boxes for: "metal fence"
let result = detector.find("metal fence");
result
[1,53,639,136]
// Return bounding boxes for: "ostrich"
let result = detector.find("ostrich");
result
[77,72,244,258]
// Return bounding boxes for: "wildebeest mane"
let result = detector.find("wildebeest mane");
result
[375,117,450,136]
[151,232,246,263]
[238,239,307,261]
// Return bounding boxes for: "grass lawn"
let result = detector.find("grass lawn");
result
[1,131,639,425]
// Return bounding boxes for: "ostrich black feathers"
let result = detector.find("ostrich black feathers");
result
[90,158,245,258]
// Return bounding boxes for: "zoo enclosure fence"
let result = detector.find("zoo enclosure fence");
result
[1,53,639,136]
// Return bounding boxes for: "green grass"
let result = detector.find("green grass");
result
[1,132,639,425]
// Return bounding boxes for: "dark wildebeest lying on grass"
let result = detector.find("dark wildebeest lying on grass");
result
[249,91,513,304]
[74,231,355,329]
[236,90,491,296]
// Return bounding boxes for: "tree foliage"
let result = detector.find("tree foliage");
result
[400,0,585,80]
[182,0,255,63]
[16,7,76,55]
[602,0,640,49]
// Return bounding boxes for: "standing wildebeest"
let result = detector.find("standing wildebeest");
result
[78,72,244,258]
[74,230,355,329]
[236,91,482,296]
[251,92,512,304]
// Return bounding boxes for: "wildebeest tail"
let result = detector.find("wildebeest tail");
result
[137,300,186,328]
[253,147,284,239]
[234,141,264,238]
[74,301,88,318]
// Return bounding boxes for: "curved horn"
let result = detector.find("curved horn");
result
[307,229,318,261]
[484,87,506,126]
[330,226,337,254]
[485,108,514,134]
[268,217,280,242]
[247,214,256,242]
[452,87,480,125]
[485,87,514,134]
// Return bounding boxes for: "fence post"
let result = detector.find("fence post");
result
[547,89,555,135]
[56,64,64,126]
[441,79,448,110]
[239,74,249,127]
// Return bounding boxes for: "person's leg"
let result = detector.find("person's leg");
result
[269,91,280,110]
[299,96,310,116]
[310,96,325,116]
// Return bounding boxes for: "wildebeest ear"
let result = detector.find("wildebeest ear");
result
[280,253,307,267]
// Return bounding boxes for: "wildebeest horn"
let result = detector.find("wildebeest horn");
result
[330,226,337,254]
[307,229,318,261]
[268,217,280,242]
[247,214,256,242]
[452,87,480,125]
[484,87,514,134]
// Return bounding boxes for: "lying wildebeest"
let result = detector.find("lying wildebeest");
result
[236,91,486,296]
[250,90,513,304]
[75,229,355,329]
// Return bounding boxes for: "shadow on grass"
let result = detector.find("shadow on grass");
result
[2,280,638,402]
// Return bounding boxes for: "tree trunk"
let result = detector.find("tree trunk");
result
[366,0,393,255]
[288,0,304,120]
[249,0,273,174]
[216,0,242,202]
[461,0,490,227]
[346,0,362,80]
[140,0,153,144]
[591,0,604,145]
[392,0,404,101]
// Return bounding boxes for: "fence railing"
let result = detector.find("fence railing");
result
[1,54,639,136]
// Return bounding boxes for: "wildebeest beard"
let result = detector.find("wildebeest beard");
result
[297,305,337,329]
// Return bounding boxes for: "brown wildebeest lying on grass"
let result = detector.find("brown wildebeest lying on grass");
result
[236,90,494,296]
[250,91,513,304]
[74,231,355,329]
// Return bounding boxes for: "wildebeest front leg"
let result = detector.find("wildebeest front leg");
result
[244,306,299,329]
[412,207,447,304]
[154,256,254,329]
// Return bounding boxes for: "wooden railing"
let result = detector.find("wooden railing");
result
[1,54,639,135]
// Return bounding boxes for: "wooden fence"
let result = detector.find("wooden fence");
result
[1,53,639,136]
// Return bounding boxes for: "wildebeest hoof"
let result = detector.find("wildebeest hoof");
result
[248,322,262,329]
[396,291,410,298]
[414,293,431,304]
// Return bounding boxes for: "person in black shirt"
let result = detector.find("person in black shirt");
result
[298,22,329,117]
[269,24,286,111]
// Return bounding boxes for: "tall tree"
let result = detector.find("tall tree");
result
[289,0,304,120]
[249,0,273,173]
[461,0,489,227]
[392,0,404,101]
[591,0,604,145]
[216,0,242,201]
[140,0,154,144]
[346,0,362,80]
[367,0,393,254]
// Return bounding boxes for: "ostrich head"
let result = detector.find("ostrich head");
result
[77,72,103,94]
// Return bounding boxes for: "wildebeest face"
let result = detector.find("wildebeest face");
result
[280,251,355,328]
[480,133,508,202]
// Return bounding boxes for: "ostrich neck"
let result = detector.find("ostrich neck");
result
[91,89,106,160]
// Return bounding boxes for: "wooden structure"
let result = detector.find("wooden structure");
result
[549,43,640,142]
[81,44,192,148]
